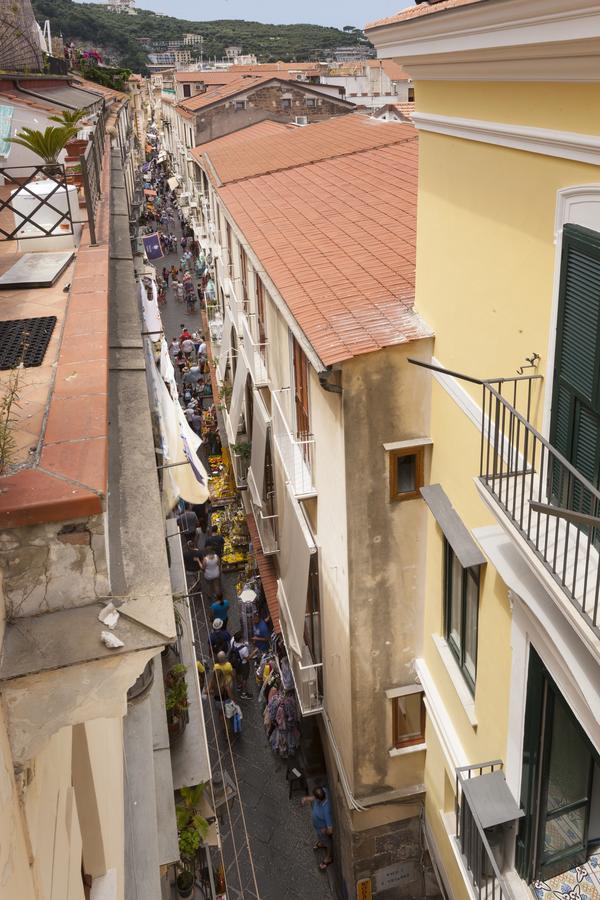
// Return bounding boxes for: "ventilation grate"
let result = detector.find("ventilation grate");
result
[0,316,57,369]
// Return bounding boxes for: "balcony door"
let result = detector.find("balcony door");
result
[517,648,596,883]
[550,224,600,521]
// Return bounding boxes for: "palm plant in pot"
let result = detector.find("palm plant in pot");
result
[49,109,89,157]
[176,784,210,897]
[7,125,77,176]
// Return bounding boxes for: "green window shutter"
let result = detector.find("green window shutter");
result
[555,225,600,405]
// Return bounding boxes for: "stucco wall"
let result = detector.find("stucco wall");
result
[342,339,433,796]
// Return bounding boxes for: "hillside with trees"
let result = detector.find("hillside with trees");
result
[31,0,370,72]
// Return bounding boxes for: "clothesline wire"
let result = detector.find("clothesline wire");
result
[190,574,261,899]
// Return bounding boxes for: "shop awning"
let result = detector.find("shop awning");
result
[246,513,280,633]
[248,390,270,508]
[227,349,249,443]
[139,278,162,341]
[217,309,232,381]
[148,356,209,508]
[277,485,316,654]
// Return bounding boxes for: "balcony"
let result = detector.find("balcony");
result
[455,761,522,899]
[241,315,268,386]
[248,467,279,555]
[271,390,316,498]
[278,596,323,716]
[479,378,600,644]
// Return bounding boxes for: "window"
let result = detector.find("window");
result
[444,539,480,693]
[281,97,292,109]
[255,274,268,353]
[292,336,310,441]
[389,445,424,501]
[226,221,233,266]
[306,97,316,108]
[235,100,246,111]
[391,688,425,750]
[240,246,249,307]
[182,83,191,98]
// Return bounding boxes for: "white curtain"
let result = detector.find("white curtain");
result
[228,348,249,442]
[278,484,315,654]
[248,391,269,507]
[217,308,232,381]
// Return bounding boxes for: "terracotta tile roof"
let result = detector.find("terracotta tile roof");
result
[366,0,485,29]
[366,59,411,80]
[178,75,271,112]
[196,115,415,186]
[218,131,431,365]
[246,513,280,632]
[0,86,62,114]
[71,77,128,103]
[375,101,415,121]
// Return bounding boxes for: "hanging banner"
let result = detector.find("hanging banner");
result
[142,232,164,261]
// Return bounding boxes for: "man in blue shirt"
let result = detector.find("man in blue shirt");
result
[250,612,270,653]
[210,595,230,628]
[302,786,334,870]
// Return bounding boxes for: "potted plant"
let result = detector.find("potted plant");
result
[7,125,77,176]
[49,109,89,158]
[165,663,189,742]
[176,783,210,895]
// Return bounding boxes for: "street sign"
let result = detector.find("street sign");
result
[356,878,372,900]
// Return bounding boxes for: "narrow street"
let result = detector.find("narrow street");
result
[155,220,336,900]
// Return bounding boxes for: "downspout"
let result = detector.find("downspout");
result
[319,367,342,394]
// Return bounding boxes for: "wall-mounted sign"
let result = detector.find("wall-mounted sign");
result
[356,878,372,900]
[374,861,417,892]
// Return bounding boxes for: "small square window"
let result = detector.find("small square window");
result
[392,689,425,749]
[281,98,292,109]
[235,100,246,111]
[389,446,424,501]
[306,97,316,108]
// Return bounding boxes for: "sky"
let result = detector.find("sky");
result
[81,0,409,29]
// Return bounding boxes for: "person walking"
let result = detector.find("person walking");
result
[201,546,222,600]
[251,612,271,654]
[208,620,231,654]
[210,594,230,628]
[301,787,334,871]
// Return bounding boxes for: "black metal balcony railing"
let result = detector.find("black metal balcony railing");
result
[0,165,75,240]
[480,376,600,635]
[456,761,514,900]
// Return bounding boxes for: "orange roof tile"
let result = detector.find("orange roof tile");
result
[196,115,415,186]
[218,132,430,365]
[366,0,485,29]
[174,71,245,84]
[375,101,415,121]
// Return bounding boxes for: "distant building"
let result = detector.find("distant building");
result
[225,45,243,60]
[183,33,203,46]
[105,0,136,13]
[232,54,258,66]
[148,49,192,69]
[332,45,375,62]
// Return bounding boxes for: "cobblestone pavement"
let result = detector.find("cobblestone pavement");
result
[155,215,336,899]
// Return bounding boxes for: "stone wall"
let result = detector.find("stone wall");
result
[192,82,354,145]
[353,814,441,898]
[0,515,109,619]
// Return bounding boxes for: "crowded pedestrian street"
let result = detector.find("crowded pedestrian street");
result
[139,161,336,900]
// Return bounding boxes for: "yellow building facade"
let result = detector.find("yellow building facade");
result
[368,1,600,897]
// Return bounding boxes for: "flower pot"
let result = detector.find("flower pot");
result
[176,871,194,898]
[65,138,88,157]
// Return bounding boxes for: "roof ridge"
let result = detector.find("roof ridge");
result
[209,132,419,186]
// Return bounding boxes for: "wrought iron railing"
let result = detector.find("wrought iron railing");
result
[278,597,323,716]
[230,446,249,490]
[0,164,74,240]
[247,468,279,555]
[271,389,315,497]
[480,376,600,634]
[456,761,514,900]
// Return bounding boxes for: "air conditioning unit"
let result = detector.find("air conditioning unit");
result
[294,116,309,126]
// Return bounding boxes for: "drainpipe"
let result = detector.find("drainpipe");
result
[319,367,342,394]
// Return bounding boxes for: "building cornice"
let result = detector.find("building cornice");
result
[412,111,600,164]
[367,0,600,83]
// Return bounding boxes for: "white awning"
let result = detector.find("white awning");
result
[277,485,316,654]
[167,175,178,189]
[217,308,232,381]
[148,357,209,508]
[227,348,249,443]
[248,390,270,508]
[140,278,162,341]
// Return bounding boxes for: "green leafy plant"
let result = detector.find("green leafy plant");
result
[0,366,22,475]
[230,441,251,461]
[49,108,88,128]
[8,125,77,165]
[165,663,188,715]
[176,783,210,864]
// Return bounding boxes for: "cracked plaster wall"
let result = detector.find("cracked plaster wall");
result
[0,516,110,620]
